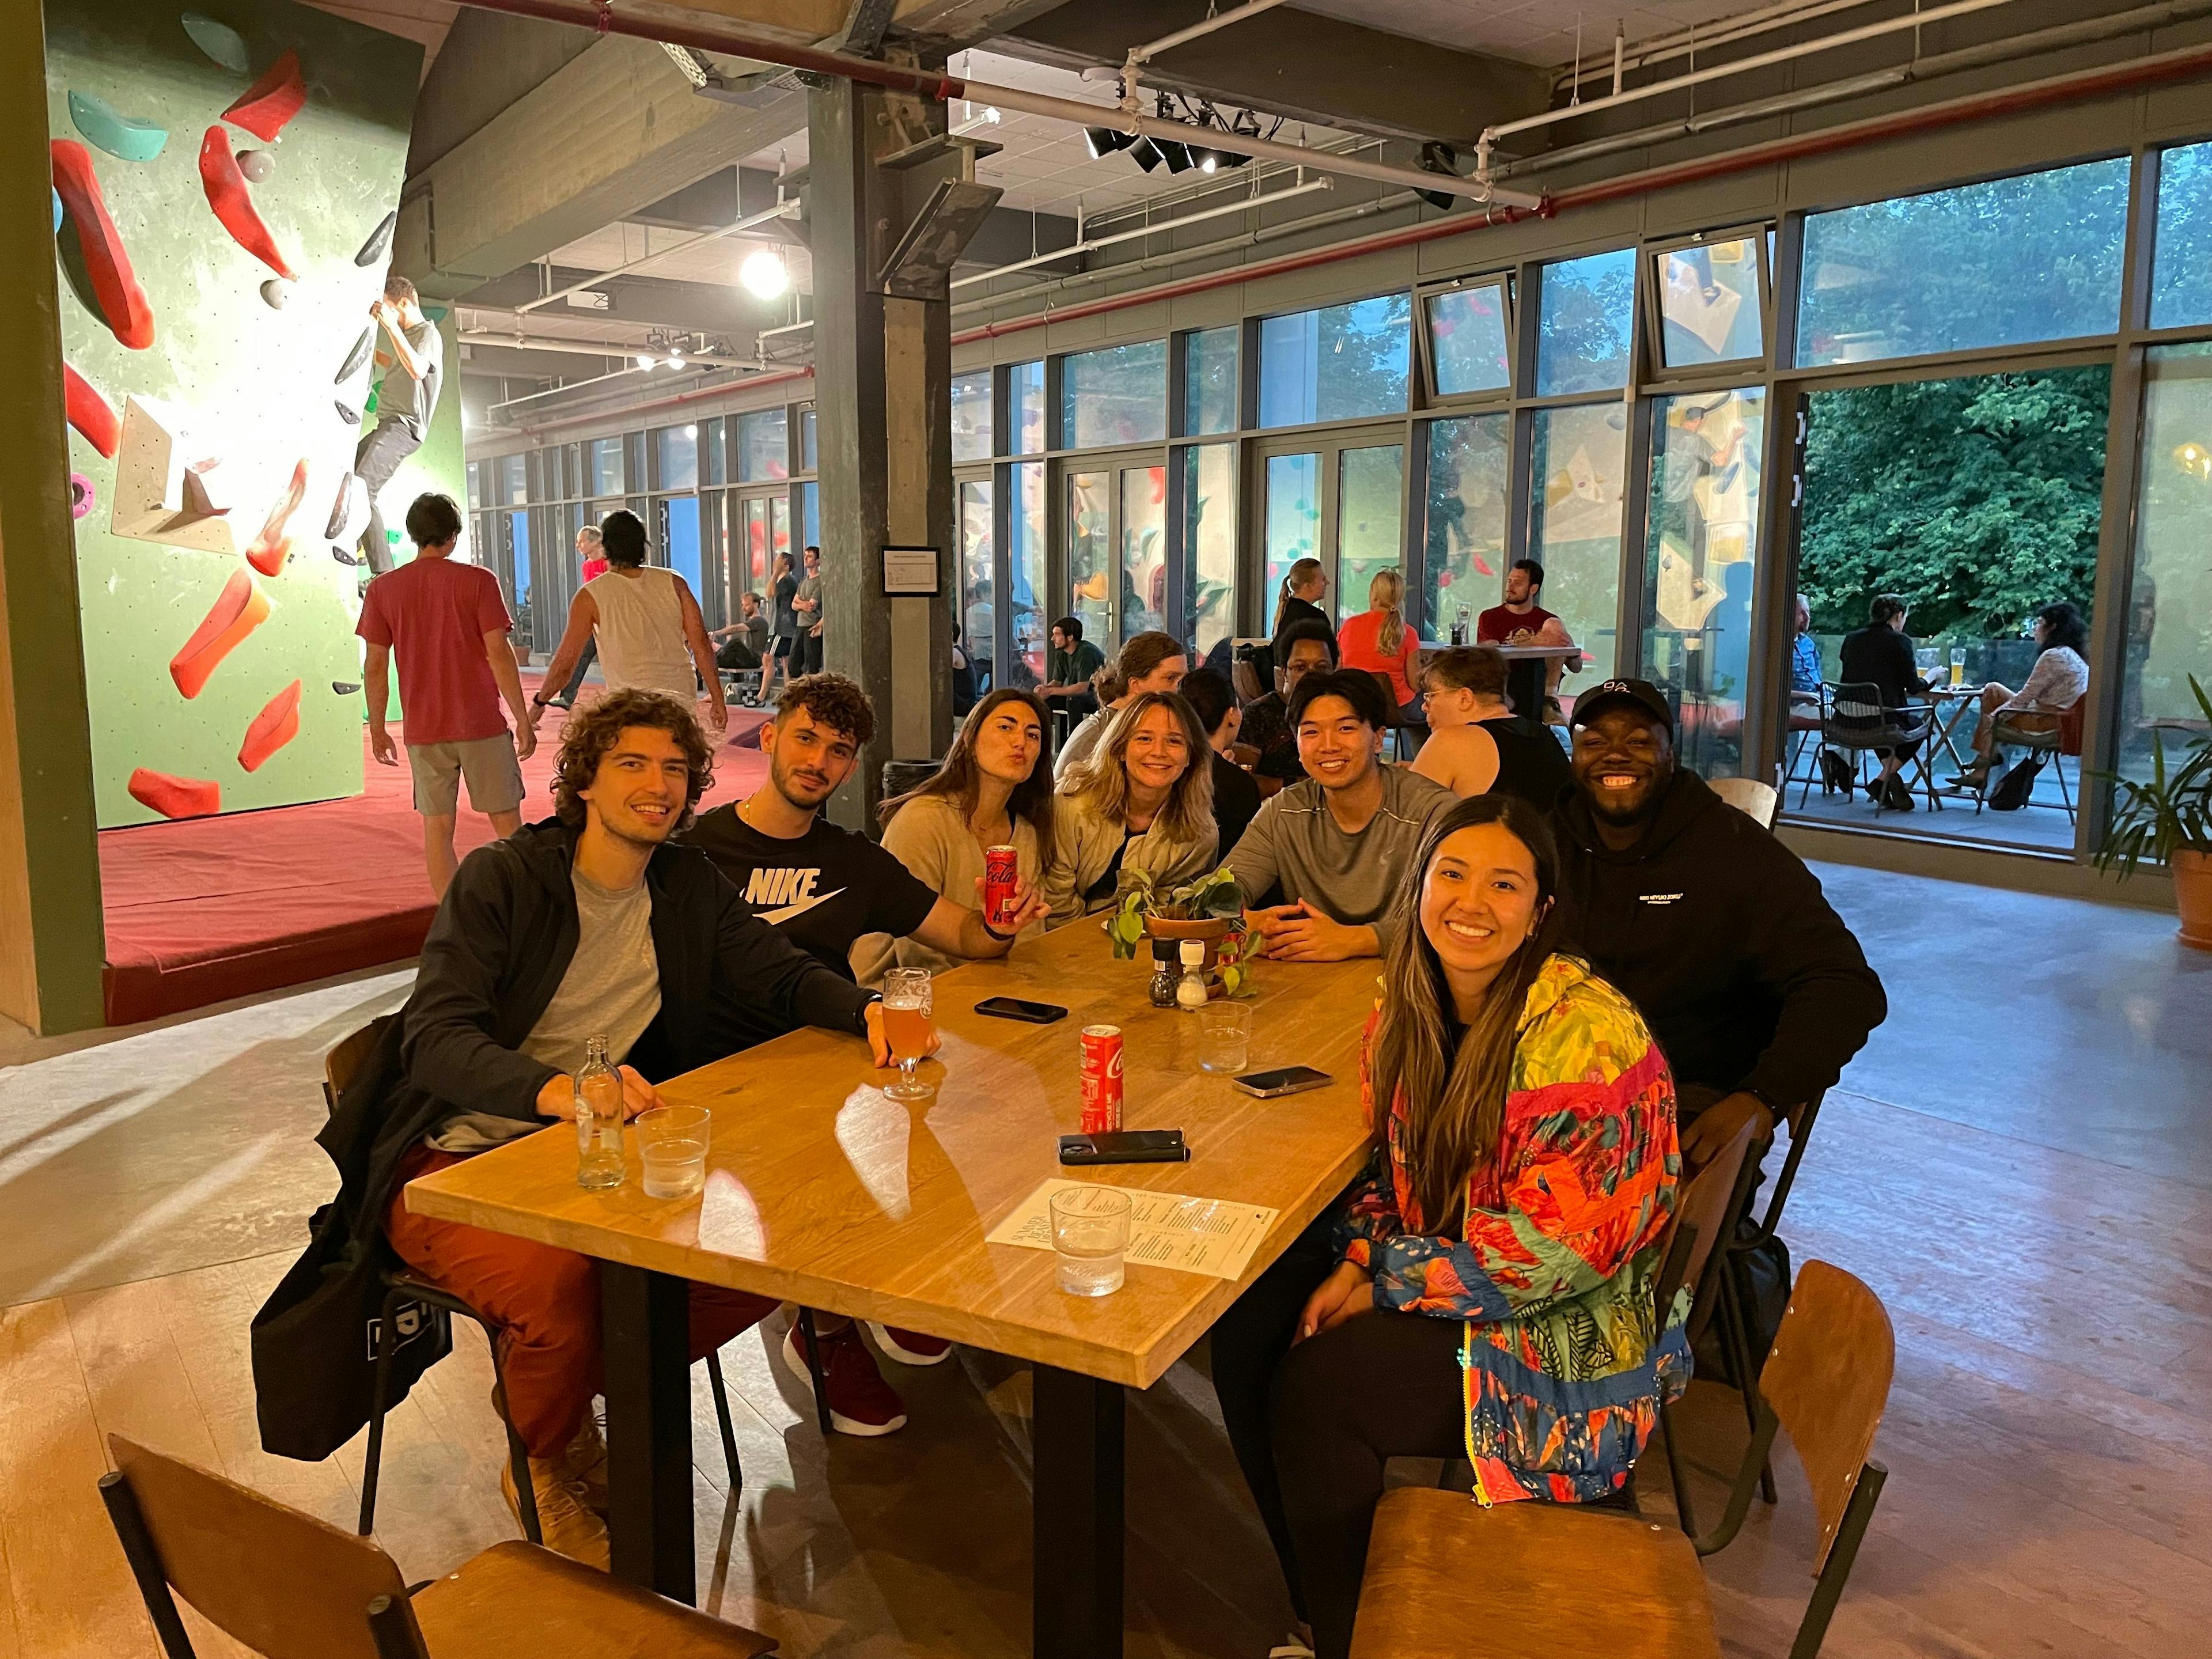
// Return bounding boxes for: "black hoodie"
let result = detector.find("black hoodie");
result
[1550,771,1885,1113]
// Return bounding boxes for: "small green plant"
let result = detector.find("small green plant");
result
[1107,865,1245,955]
[2095,675,2212,880]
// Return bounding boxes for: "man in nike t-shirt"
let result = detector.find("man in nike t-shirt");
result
[684,672,1046,1428]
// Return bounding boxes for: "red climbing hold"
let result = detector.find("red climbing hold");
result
[171,567,272,699]
[199,127,295,279]
[221,50,306,142]
[50,141,154,350]
[245,456,309,577]
[238,679,303,772]
[63,362,120,458]
[128,768,222,820]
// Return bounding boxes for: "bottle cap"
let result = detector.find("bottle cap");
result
[1180,940,1206,964]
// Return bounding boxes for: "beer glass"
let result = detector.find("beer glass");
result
[882,968,936,1102]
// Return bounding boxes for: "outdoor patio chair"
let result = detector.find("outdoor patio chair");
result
[1973,698,2084,824]
[1798,681,1934,813]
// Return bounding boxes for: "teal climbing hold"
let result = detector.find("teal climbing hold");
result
[181,13,249,74]
[69,92,169,161]
[52,187,61,234]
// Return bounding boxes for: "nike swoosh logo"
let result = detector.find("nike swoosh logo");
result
[758,888,846,925]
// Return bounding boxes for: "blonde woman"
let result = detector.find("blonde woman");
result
[1044,691,1217,923]
[1337,568,1424,730]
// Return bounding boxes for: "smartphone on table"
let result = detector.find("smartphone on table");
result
[1232,1066,1332,1099]
[975,996,1067,1024]
[1059,1130,1190,1165]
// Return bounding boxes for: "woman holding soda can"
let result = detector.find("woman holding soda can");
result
[853,688,1059,983]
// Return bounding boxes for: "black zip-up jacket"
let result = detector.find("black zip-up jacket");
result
[1550,771,1885,1112]
[253,817,872,1460]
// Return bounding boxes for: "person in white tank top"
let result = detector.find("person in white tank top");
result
[531,509,728,735]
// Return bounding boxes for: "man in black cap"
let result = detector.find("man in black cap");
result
[1551,679,1886,1172]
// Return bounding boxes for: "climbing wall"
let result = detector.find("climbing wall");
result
[44,0,437,825]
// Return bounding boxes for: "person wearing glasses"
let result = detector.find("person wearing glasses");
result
[1410,645,1570,809]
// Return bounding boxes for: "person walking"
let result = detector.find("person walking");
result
[531,510,726,739]
[351,276,442,576]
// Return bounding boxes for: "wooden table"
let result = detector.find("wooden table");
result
[406,925,1377,1658]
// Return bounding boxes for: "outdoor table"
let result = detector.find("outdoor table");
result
[1923,683,1984,784]
[405,925,1377,1659]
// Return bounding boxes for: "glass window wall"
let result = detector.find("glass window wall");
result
[2118,343,2212,788]
[1422,414,1510,639]
[1257,294,1411,427]
[654,423,698,490]
[1009,361,1046,455]
[1184,326,1238,435]
[1066,471,1112,646]
[1009,461,1047,687]
[1654,237,1764,367]
[800,407,817,473]
[1536,249,1637,396]
[1529,402,1627,685]
[1184,444,1237,658]
[497,453,528,505]
[952,370,993,461]
[1425,282,1511,397]
[701,418,726,484]
[1119,466,1168,642]
[2152,142,2212,329]
[959,479,995,680]
[739,410,789,482]
[1063,341,1167,449]
[587,438,623,496]
[1335,445,1405,627]
[1263,452,1321,621]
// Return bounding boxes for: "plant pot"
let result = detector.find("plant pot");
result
[2176,849,2212,949]
[1143,915,1233,990]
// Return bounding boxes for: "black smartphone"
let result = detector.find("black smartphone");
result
[975,996,1067,1024]
[1059,1130,1190,1165]
[1232,1065,1332,1099]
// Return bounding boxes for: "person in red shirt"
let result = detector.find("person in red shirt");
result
[548,524,609,709]
[1476,558,1578,721]
[358,493,537,897]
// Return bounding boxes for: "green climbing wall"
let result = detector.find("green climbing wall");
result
[45,0,441,827]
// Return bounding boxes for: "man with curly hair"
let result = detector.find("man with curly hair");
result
[288,689,909,1569]
[685,672,1048,1426]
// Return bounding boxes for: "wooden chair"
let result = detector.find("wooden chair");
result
[99,1434,777,1659]
[1707,775,1780,830]
[1350,1261,1894,1659]
[1230,655,1267,706]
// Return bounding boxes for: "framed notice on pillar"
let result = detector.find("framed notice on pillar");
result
[881,544,942,597]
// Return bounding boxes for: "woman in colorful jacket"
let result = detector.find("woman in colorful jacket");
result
[1208,793,1689,1659]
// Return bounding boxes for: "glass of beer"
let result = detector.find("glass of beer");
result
[881,968,936,1102]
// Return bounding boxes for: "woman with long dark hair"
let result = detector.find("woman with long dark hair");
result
[1044,691,1217,922]
[1952,599,2092,790]
[1209,794,1686,1659]
[854,687,1056,982]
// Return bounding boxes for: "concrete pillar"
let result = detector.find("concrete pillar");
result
[806,77,954,829]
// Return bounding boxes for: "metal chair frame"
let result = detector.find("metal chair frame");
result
[1796,681,1937,814]
[1972,715,2077,824]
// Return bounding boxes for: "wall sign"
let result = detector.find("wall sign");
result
[882,544,941,597]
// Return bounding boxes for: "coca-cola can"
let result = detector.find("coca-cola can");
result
[983,843,1020,930]
[1079,1024,1124,1135]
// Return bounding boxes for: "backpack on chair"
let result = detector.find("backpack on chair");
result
[1987,751,2044,810]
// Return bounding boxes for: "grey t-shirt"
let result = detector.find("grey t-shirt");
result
[376,315,442,433]
[795,571,824,634]
[1225,765,1455,954]
[426,866,662,1152]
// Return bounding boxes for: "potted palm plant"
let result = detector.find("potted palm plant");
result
[1107,866,1256,995]
[2096,675,2212,948]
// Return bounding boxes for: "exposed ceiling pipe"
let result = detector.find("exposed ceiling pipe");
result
[1556,0,1892,93]
[1501,0,2212,181]
[490,363,656,412]
[951,175,1333,291]
[1129,0,1294,65]
[459,329,753,368]
[517,367,816,440]
[450,0,1540,208]
[517,198,802,314]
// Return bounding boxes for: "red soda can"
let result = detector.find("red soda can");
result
[1079,1024,1124,1134]
[983,843,1020,930]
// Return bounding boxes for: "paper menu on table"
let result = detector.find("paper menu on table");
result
[987,1179,1280,1281]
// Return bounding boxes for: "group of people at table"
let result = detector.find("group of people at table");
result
[282,503,1888,1659]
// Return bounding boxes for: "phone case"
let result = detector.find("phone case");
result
[1058,1134,1191,1165]
[975,998,1068,1024]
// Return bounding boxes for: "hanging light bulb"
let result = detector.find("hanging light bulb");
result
[635,353,656,370]
[740,246,790,300]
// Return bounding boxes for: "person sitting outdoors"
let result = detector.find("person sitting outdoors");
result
[262,690,907,1569]
[1411,645,1569,809]
[684,674,1047,1420]
[1837,592,1935,811]
[855,687,1056,983]
[1054,631,1189,780]
[1228,669,1454,962]
[1179,667,1262,857]
[1238,620,1335,797]
[1951,600,2091,792]
[1789,592,1824,705]
[1039,615,1106,721]
[1550,677,1885,1183]
[1270,556,1337,678]
[532,509,726,739]
[1209,794,1687,1659]
[1335,568,1425,747]
[1044,691,1217,923]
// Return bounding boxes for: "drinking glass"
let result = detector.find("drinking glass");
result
[1198,1003,1251,1074]
[634,1105,710,1199]
[1050,1186,1132,1297]
[1949,645,1967,687]
[881,968,936,1103]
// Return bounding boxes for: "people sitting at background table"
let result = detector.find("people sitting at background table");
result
[1836,592,1937,810]
[685,675,1046,1425]
[531,509,726,740]
[1411,645,1570,809]
[1045,691,1217,923]
[1950,600,2091,793]
[1209,794,1687,1659]
[1227,669,1453,962]
[1336,568,1426,747]
[1476,557,1578,720]
[1790,592,1823,703]
[1054,631,1189,780]
[855,687,1055,983]
[260,691,902,1569]
[1271,556,1338,677]
[1239,620,1335,797]
[1039,614,1106,722]
[1177,667,1263,857]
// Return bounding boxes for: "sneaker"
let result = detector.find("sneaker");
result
[501,1455,609,1570]
[867,1322,953,1366]
[783,1319,908,1436]
[562,1412,608,1514]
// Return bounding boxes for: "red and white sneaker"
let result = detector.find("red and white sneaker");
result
[783,1319,908,1437]
[867,1322,953,1366]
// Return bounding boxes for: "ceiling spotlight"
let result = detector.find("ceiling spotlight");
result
[666,353,686,369]
[635,353,656,370]
[1154,139,1195,174]
[1127,136,1165,172]
[1085,126,1133,160]
[1416,141,1462,213]
[1192,146,1248,174]
[740,247,789,300]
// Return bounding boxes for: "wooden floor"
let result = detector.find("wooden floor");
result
[2,866,2207,1657]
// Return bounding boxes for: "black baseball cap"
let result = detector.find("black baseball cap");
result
[1570,677,1674,732]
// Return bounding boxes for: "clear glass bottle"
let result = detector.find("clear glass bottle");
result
[574,1035,626,1190]
[1176,940,1210,1010]
[1149,939,1179,1007]
[1452,603,1471,647]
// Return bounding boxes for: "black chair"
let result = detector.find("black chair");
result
[1800,681,1934,813]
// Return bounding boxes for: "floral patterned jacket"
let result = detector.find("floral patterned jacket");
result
[1337,953,1691,1504]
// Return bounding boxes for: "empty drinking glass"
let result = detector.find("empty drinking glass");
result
[1198,1002,1251,1074]
[634,1105,711,1199]
[881,968,936,1103]
[1049,1186,1132,1297]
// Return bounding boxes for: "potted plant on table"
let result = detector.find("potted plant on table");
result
[2095,675,2212,949]
[1107,866,1256,996]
